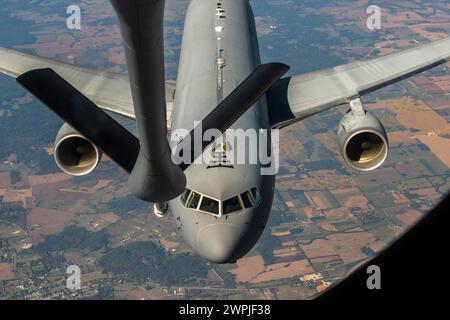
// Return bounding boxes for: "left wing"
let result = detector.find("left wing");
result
[267,37,450,128]
[0,46,176,126]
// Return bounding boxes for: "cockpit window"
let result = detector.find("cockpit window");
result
[187,191,201,209]
[199,196,220,215]
[241,187,262,209]
[223,196,242,215]
[250,187,261,206]
[180,189,191,206]
[180,187,261,216]
[241,191,254,209]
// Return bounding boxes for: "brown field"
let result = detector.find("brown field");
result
[276,285,317,300]
[323,207,351,219]
[301,232,379,264]
[431,76,450,92]
[300,240,336,259]
[310,255,344,265]
[28,173,72,186]
[302,207,315,220]
[376,46,396,55]
[273,247,299,258]
[76,212,120,231]
[278,172,355,191]
[345,227,365,233]
[305,194,325,209]
[417,134,450,168]
[409,187,441,199]
[396,210,423,227]
[230,255,265,283]
[107,47,126,65]
[0,172,11,187]
[331,188,372,209]
[314,132,340,157]
[320,223,338,232]
[427,100,450,111]
[31,181,83,204]
[27,207,77,242]
[342,195,370,210]
[64,251,87,266]
[279,127,304,160]
[285,200,295,208]
[399,178,432,190]
[0,263,15,281]
[366,100,395,111]
[391,192,409,204]
[383,97,450,135]
[373,40,414,56]
[114,284,166,300]
[248,260,314,284]
[409,23,450,42]
[2,189,32,208]
[366,240,387,253]
[63,180,112,194]
[389,131,414,145]
[331,187,360,200]
[411,28,449,42]
[82,271,106,283]
[385,11,426,24]
[159,238,179,251]
[51,190,91,202]
[282,241,297,247]
[305,191,335,210]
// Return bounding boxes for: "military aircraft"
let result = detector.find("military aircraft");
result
[0,0,449,263]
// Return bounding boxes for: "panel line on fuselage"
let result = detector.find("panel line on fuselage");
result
[216,1,225,105]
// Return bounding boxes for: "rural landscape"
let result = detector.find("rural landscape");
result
[0,0,449,299]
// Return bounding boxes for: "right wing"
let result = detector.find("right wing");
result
[0,46,176,126]
[267,37,450,128]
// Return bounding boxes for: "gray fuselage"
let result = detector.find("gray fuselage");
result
[168,0,275,263]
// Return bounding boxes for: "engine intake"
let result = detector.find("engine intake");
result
[338,100,389,172]
[54,123,102,176]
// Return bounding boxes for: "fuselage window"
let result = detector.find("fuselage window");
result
[223,196,242,215]
[187,191,201,209]
[180,189,191,206]
[199,196,220,215]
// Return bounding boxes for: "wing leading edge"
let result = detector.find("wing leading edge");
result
[0,46,176,125]
[267,37,450,128]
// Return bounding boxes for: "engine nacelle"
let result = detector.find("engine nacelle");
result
[54,123,102,176]
[337,100,389,172]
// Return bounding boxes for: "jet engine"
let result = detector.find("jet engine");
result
[337,98,389,172]
[54,123,102,176]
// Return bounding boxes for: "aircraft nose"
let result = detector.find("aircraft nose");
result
[196,224,241,264]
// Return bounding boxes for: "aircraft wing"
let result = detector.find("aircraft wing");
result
[0,46,176,127]
[267,37,450,128]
